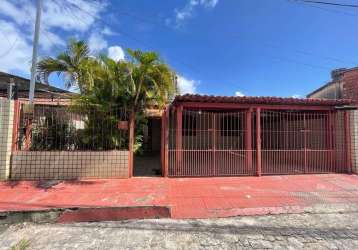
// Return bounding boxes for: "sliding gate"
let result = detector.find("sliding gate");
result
[168,108,350,177]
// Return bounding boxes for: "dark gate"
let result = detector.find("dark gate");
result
[167,108,350,177]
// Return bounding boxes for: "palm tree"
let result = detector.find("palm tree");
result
[71,55,127,109]
[37,39,93,93]
[37,39,176,173]
[119,49,175,174]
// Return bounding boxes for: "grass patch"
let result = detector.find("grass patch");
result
[10,239,30,250]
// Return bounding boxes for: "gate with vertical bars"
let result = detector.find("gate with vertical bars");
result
[167,107,351,177]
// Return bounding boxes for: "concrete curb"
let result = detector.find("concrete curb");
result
[2,203,358,224]
[0,206,171,224]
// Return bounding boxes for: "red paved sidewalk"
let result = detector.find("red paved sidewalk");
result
[0,174,358,219]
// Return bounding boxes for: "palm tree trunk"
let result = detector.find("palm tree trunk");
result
[128,110,135,177]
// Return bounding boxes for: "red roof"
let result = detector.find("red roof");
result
[173,94,352,106]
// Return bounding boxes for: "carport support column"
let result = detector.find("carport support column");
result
[176,105,183,174]
[256,108,262,176]
[246,108,253,171]
[327,111,333,170]
[162,106,170,177]
[344,111,352,173]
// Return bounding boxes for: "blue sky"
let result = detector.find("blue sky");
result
[1,0,358,97]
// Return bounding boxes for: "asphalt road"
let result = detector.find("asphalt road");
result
[1,212,358,250]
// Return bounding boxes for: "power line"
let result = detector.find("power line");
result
[41,29,64,54]
[59,0,205,75]
[289,0,358,17]
[299,3,358,17]
[294,0,358,8]
[270,55,332,70]
[86,0,172,30]
[227,33,358,66]
[0,26,19,58]
[53,0,350,75]
[52,0,93,33]
[0,37,18,58]
[110,10,172,30]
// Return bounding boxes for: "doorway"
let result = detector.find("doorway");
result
[134,118,162,176]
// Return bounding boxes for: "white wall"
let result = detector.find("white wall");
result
[0,98,14,180]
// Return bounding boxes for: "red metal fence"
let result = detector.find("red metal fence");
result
[168,108,351,177]
[11,104,130,180]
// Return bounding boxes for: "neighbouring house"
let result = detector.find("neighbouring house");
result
[0,72,76,180]
[307,67,358,174]
[0,71,74,103]
[307,67,358,101]
[0,72,356,181]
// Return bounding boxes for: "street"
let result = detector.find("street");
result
[1,212,358,249]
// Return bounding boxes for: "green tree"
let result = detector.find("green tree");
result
[37,39,94,93]
[119,49,175,163]
[36,39,176,159]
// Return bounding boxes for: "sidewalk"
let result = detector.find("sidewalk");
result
[0,174,358,222]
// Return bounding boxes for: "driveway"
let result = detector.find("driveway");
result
[1,212,358,249]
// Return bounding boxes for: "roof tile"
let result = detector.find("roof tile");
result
[173,94,352,106]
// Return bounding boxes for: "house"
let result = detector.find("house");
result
[0,71,73,104]
[307,67,358,102]
[307,67,358,175]
[0,72,356,180]
[162,94,353,177]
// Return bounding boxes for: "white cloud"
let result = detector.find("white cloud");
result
[88,33,108,52]
[40,30,66,51]
[292,94,301,98]
[0,0,107,32]
[171,0,219,27]
[102,27,117,36]
[108,46,125,61]
[177,75,198,94]
[0,0,110,75]
[0,20,32,73]
[42,0,107,32]
[0,0,33,26]
[235,91,245,97]
[200,0,219,8]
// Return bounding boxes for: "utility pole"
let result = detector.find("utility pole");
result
[29,0,43,104]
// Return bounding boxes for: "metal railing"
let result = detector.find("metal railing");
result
[168,109,351,177]
[15,104,128,151]
[10,104,130,180]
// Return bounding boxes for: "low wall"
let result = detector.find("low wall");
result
[0,99,14,180]
[11,150,129,180]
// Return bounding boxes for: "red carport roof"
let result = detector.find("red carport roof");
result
[173,94,352,106]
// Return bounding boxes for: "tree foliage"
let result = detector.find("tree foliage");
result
[36,39,176,152]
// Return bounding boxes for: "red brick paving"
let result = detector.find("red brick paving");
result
[0,174,357,219]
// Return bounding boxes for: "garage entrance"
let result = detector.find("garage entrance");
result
[164,95,352,177]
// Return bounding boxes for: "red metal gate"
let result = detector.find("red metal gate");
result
[167,108,350,177]
[260,110,348,175]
